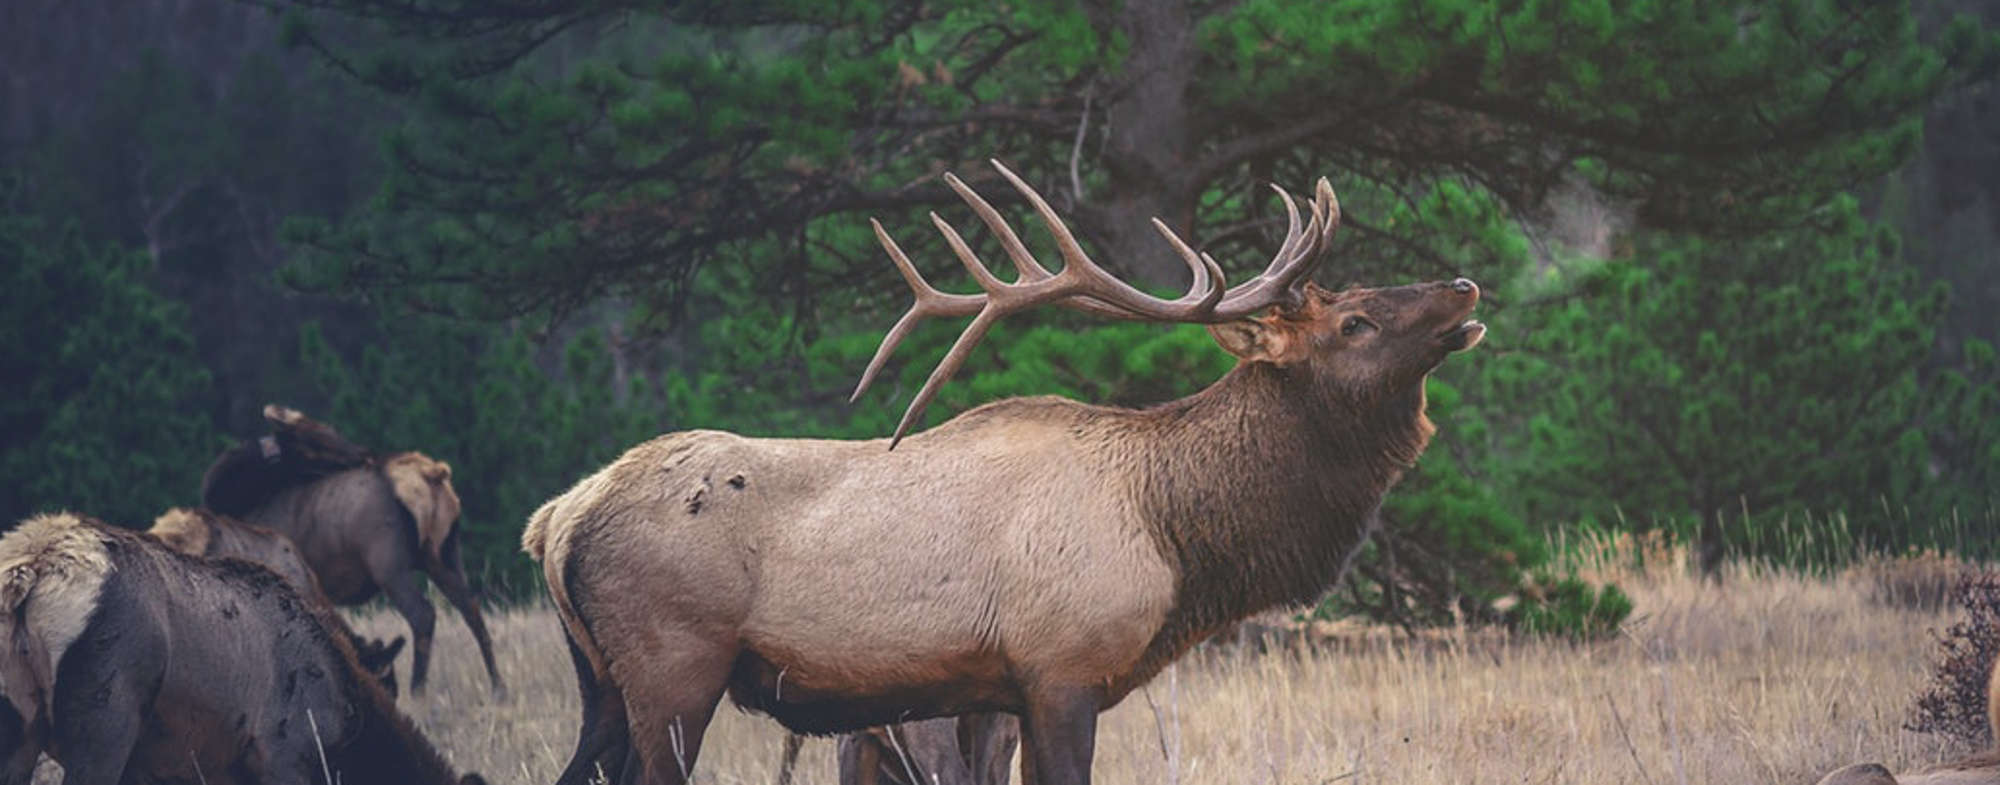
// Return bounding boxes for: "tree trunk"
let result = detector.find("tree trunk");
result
[1696,503,1727,579]
[1078,0,1199,289]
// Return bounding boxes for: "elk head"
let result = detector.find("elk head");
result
[1210,278,1484,405]
[853,160,1483,445]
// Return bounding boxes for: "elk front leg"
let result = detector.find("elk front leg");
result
[1018,687,1102,785]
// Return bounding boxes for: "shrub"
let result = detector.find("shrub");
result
[1509,573,1634,642]
[1909,573,2000,745]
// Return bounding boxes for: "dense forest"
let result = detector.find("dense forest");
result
[5,0,1999,632]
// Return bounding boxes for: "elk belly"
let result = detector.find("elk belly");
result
[725,643,1015,735]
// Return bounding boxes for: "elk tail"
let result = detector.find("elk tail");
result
[522,495,556,563]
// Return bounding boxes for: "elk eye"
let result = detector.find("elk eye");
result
[1341,316,1375,336]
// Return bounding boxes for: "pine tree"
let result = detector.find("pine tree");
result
[0,182,221,526]
[277,0,1995,317]
[1476,199,1972,569]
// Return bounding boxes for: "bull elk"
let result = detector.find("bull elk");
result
[524,161,1486,785]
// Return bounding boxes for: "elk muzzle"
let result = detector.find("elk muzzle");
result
[1434,278,1484,353]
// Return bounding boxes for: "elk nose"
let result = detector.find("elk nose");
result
[1450,278,1477,294]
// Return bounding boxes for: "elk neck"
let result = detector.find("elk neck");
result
[1108,360,1435,685]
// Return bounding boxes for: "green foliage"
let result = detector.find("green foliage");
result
[1203,0,1980,230]
[0,184,220,526]
[278,0,1994,317]
[261,0,1994,617]
[1511,574,1634,641]
[1473,200,1986,564]
[291,316,665,593]
[1919,336,2000,526]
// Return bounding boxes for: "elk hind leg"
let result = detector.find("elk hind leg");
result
[615,633,734,785]
[424,533,506,696]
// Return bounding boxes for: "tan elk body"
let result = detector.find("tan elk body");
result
[526,162,1485,785]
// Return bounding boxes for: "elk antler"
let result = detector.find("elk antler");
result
[854,160,1340,448]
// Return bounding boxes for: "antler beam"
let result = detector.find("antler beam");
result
[854,160,1340,447]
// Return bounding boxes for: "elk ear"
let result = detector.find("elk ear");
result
[1208,317,1305,364]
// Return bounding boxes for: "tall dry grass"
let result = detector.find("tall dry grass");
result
[338,533,1986,785]
[21,528,1962,784]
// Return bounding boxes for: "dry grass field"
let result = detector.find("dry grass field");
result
[29,542,1979,784]
[327,541,1987,785]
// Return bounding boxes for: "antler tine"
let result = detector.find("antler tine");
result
[1264,184,1322,292]
[942,172,1055,283]
[931,211,1013,292]
[987,160,1224,314]
[1274,182,1306,268]
[1314,177,1341,249]
[944,170,1157,319]
[888,306,1005,448]
[850,219,985,402]
[1205,178,1343,320]
[1149,217,1228,309]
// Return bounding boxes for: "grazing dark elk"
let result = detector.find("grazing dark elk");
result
[0,512,485,784]
[777,714,1018,785]
[149,506,408,696]
[206,406,504,695]
[841,715,1019,785]
[525,162,1484,784]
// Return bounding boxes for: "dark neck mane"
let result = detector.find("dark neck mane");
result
[1111,361,1434,688]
